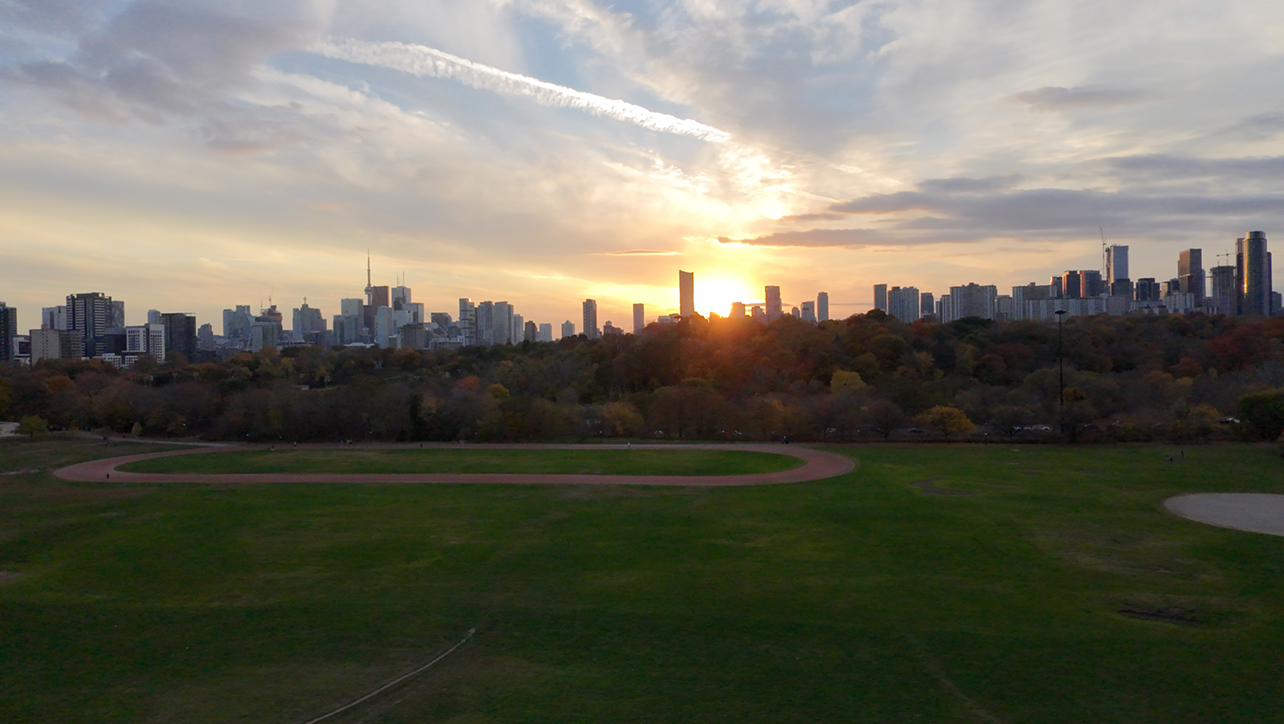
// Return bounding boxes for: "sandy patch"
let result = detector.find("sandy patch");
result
[1165,494,1284,537]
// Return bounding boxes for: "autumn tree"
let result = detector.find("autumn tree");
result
[919,405,975,441]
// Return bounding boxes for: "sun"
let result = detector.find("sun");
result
[695,276,759,318]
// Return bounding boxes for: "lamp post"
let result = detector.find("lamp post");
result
[1055,309,1066,437]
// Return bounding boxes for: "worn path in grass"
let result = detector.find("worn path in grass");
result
[1165,493,1284,537]
[54,443,853,486]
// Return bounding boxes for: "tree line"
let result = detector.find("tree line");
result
[3,311,1284,444]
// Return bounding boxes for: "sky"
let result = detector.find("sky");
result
[2,0,1282,334]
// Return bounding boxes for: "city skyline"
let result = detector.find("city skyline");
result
[3,3,1283,333]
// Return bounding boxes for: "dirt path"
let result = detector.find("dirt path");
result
[54,443,856,487]
[1164,493,1284,537]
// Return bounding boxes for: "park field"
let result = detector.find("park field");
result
[1,438,1283,723]
[120,447,804,476]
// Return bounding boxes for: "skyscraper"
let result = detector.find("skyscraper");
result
[0,302,16,363]
[538,323,552,342]
[887,286,921,322]
[1178,249,1204,302]
[921,292,935,318]
[41,306,68,331]
[1062,271,1083,299]
[947,284,998,320]
[458,298,475,345]
[1237,231,1272,316]
[1135,278,1161,302]
[801,301,816,322]
[494,302,514,345]
[583,299,599,339]
[873,284,888,312]
[817,292,829,322]
[1209,265,1236,315]
[160,313,197,362]
[1106,245,1129,285]
[633,303,645,333]
[730,302,746,318]
[109,301,125,330]
[561,320,575,339]
[679,270,695,318]
[524,320,538,342]
[66,292,113,358]
[765,286,782,321]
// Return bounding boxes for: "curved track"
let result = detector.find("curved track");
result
[1165,493,1284,537]
[54,443,856,487]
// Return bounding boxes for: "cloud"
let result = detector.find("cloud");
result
[591,249,681,256]
[718,228,896,248]
[917,175,1022,194]
[1011,85,1150,112]
[1103,154,1284,181]
[312,37,732,143]
[2,1,328,145]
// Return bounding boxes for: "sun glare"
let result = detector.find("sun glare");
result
[695,277,759,317]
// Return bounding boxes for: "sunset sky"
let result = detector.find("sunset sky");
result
[2,0,1282,333]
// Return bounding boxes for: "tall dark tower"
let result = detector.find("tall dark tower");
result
[1236,232,1272,316]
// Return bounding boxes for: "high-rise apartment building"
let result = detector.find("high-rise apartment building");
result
[873,284,888,312]
[583,299,599,339]
[633,303,645,333]
[1135,278,1161,302]
[159,313,197,362]
[67,292,113,358]
[110,301,125,330]
[887,286,921,323]
[29,327,62,365]
[920,292,935,318]
[1106,245,1129,285]
[293,302,326,341]
[730,302,746,318]
[494,302,514,345]
[1237,231,1272,316]
[946,283,998,320]
[41,306,68,331]
[197,323,215,351]
[1209,266,1236,315]
[679,270,695,318]
[801,301,816,322]
[1062,271,1083,299]
[538,323,552,342]
[765,286,782,321]
[126,323,167,361]
[817,292,829,322]
[223,305,254,341]
[0,302,16,363]
[1178,249,1204,302]
[458,299,475,346]
[524,320,538,342]
[561,320,576,339]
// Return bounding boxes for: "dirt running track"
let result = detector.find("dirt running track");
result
[54,443,856,487]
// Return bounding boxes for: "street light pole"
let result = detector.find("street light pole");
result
[1055,309,1066,437]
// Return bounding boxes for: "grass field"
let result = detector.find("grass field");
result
[120,447,804,476]
[2,437,1283,723]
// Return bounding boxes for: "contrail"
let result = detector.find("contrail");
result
[313,36,731,143]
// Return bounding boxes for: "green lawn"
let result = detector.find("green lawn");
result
[120,448,804,476]
[2,438,1283,723]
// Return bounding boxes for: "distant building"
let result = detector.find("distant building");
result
[887,286,920,323]
[493,302,514,345]
[0,302,17,364]
[29,327,62,365]
[147,309,162,325]
[633,303,645,333]
[750,305,764,321]
[125,323,167,361]
[42,306,68,331]
[561,320,575,339]
[920,292,935,319]
[656,314,681,325]
[67,292,114,358]
[791,306,801,319]
[223,305,254,341]
[582,299,599,339]
[817,292,829,322]
[874,284,888,312]
[524,320,538,342]
[1135,278,1161,302]
[1237,231,1272,316]
[110,301,125,330]
[197,323,215,351]
[801,301,816,323]
[1178,249,1204,303]
[1106,245,1129,285]
[1209,266,1236,315]
[293,302,326,342]
[538,323,552,342]
[1062,270,1083,299]
[400,323,430,350]
[730,302,746,318]
[679,271,695,318]
[765,286,782,321]
[603,320,623,336]
[458,298,476,345]
[159,313,197,362]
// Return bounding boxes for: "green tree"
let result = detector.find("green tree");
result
[860,400,904,441]
[1238,389,1284,441]
[919,405,975,441]
[830,370,866,393]
[0,378,11,418]
[990,405,1033,442]
[17,415,48,439]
